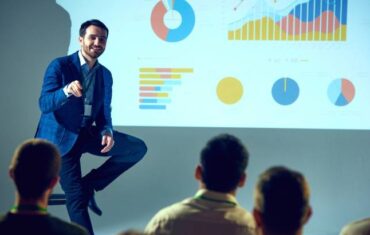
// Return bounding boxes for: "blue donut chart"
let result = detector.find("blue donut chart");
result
[151,0,195,42]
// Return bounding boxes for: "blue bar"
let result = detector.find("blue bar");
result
[139,105,166,110]
[155,86,173,91]
[140,99,171,104]
[164,80,182,85]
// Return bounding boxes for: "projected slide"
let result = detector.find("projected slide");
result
[57,0,370,129]
[228,0,347,41]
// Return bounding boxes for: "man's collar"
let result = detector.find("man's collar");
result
[194,189,239,206]
[78,50,99,68]
[78,50,87,67]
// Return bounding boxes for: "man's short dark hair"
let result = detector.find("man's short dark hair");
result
[79,19,109,37]
[254,166,310,234]
[200,134,249,193]
[9,139,61,199]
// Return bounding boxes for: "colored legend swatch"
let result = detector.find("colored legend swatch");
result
[139,67,193,110]
[272,77,300,105]
[229,0,347,41]
[327,78,355,106]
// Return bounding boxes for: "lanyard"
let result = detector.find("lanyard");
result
[10,204,47,214]
[81,65,96,97]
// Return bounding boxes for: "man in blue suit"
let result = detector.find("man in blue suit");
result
[35,19,147,235]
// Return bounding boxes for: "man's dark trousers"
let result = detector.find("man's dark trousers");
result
[59,126,147,235]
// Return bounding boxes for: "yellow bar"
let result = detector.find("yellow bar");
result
[235,28,241,40]
[242,24,247,40]
[140,93,168,98]
[281,28,286,40]
[140,68,193,73]
[139,74,181,79]
[307,31,314,41]
[274,23,281,40]
[140,68,157,72]
[327,32,333,41]
[172,68,193,73]
[268,18,274,40]
[255,19,261,40]
[341,26,347,41]
[140,80,164,85]
[155,93,168,97]
[314,31,320,40]
[334,27,340,40]
[248,21,254,40]
[261,17,267,40]
[228,30,234,40]
[301,30,307,41]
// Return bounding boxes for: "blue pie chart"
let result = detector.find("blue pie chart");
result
[272,77,300,105]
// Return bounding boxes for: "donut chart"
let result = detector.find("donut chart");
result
[151,0,195,42]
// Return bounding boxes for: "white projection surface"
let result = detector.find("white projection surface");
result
[58,0,370,129]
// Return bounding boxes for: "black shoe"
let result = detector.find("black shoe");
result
[88,192,102,216]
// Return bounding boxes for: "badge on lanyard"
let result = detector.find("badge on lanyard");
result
[84,98,92,116]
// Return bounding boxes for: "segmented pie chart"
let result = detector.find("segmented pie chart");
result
[327,78,355,106]
[151,0,195,42]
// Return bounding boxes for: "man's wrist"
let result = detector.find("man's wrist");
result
[63,84,72,97]
[101,128,113,137]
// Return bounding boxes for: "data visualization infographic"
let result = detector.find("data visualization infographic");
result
[228,0,347,41]
[58,0,370,129]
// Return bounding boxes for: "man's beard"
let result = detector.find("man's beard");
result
[84,45,104,59]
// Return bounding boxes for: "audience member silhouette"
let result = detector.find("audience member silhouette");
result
[0,139,88,235]
[145,133,256,235]
[253,166,312,235]
[117,229,145,235]
[340,218,370,235]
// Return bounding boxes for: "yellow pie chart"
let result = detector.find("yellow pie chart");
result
[217,77,243,104]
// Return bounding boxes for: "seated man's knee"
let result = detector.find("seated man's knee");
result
[138,139,147,158]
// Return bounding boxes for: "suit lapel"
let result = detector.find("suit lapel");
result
[69,51,83,83]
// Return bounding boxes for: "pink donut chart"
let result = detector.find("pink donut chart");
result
[151,0,195,42]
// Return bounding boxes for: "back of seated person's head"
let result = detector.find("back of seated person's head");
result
[9,138,61,200]
[253,166,312,235]
[117,229,145,235]
[199,133,249,193]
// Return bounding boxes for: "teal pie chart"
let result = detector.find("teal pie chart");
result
[151,0,195,42]
[271,77,300,105]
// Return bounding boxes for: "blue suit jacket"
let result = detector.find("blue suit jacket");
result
[35,51,113,156]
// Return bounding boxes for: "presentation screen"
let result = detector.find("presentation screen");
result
[58,0,370,129]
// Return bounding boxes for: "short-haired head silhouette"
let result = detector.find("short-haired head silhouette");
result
[9,138,61,202]
[196,133,249,193]
[253,166,312,235]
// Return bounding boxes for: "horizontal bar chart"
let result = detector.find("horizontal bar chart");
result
[138,67,193,110]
